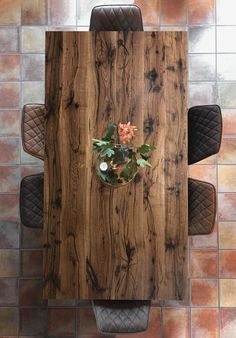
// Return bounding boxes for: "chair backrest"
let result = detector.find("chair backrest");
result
[188,105,222,165]
[89,5,143,31]
[20,173,44,228]
[22,104,45,160]
[92,300,150,334]
[188,178,216,236]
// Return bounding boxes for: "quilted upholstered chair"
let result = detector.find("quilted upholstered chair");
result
[89,5,143,31]
[188,105,222,165]
[20,173,44,228]
[93,300,150,334]
[22,104,45,160]
[188,178,216,236]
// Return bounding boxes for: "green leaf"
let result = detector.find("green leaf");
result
[137,159,152,168]
[121,158,137,182]
[137,144,156,154]
[103,123,117,141]
[92,138,110,147]
[100,147,115,158]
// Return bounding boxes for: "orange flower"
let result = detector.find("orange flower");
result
[118,122,137,144]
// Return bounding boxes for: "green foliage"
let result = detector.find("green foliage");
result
[137,144,156,154]
[121,158,137,182]
[137,158,152,168]
[103,123,117,141]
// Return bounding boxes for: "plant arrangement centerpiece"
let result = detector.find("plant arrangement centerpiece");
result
[92,122,156,187]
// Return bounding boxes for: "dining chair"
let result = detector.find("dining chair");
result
[92,300,150,334]
[188,178,216,236]
[89,4,143,31]
[20,173,44,228]
[188,105,222,165]
[22,103,45,160]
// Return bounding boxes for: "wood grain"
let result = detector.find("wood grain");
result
[44,31,188,300]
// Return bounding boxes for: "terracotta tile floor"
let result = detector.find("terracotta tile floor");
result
[0,0,236,336]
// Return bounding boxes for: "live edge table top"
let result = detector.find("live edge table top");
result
[43,31,188,300]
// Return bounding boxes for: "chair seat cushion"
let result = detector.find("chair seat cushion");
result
[188,178,216,236]
[92,300,150,334]
[20,173,44,228]
[89,5,143,31]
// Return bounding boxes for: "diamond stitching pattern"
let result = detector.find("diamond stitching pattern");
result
[93,300,150,333]
[22,104,45,160]
[89,5,143,31]
[20,173,44,228]
[188,178,216,236]
[188,105,222,165]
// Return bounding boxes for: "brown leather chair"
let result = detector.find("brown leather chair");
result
[89,5,143,31]
[20,173,44,228]
[188,178,216,236]
[188,105,222,165]
[22,104,45,160]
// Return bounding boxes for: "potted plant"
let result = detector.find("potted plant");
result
[92,122,156,187]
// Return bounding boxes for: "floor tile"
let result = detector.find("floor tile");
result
[22,54,45,81]
[219,165,236,192]
[22,0,48,25]
[0,278,18,306]
[220,279,236,307]
[0,221,19,248]
[0,138,19,164]
[50,0,77,25]
[161,0,186,25]
[162,307,190,338]
[191,279,218,306]
[190,250,218,278]
[218,138,236,163]
[189,27,215,53]
[217,26,236,53]
[188,0,215,25]
[189,82,216,107]
[0,194,19,221]
[222,111,236,136]
[135,0,160,26]
[0,0,21,25]
[0,250,19,277]
[19,279,46,306]
[20,145,43,165]
[0,110,20,137]
[20,165,44,177]
[21,225,43,249]
[219,222,236,249]
[0,307,18,336]
[21,250,43,277]
[21,26,46,53]
[218,54,236,81]
[218,193,236,221]
[191,308,218,338]
[190,223,218,249]
[189,165,217,186]
[19,307,47,336]
[218,83,236,109]
[217,0,236,25]
[77,307,97,335]
[0,55,20,81]
[220,308,236,338]
[22,81,45,105]
[48,299,77,307]
[0,83,20,109]
[220,250,236,277]
[116,307,161,338]
[196,154,217,165]
[0,27,19,53]
[48,308,76,336]
[0,166,20,193]
[189,54,215,81]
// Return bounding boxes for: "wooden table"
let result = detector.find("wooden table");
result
[43,31,188,300]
